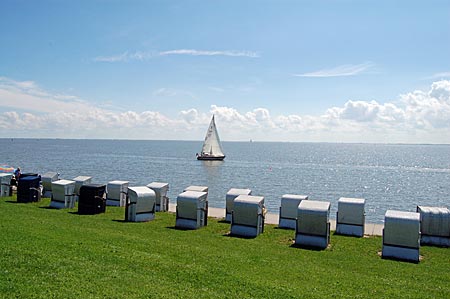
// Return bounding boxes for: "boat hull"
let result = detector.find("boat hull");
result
[197,155,225,161]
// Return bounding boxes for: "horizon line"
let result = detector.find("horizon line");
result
[1,137,449,146]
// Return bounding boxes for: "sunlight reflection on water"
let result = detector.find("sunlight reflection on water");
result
[2,139,449,223]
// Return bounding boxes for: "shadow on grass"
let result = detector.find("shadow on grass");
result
[68,211,105,216]
[377,251,421,264]
[274,226,294,231]
[5,200,41,204]
[166,226,202,231]
[218,219,230,224]
[112,219,130,223]
[39,206,58,209]
[223,232,257,239]
[289,243,327,251]
[332,231,364,238]
[380,255,420,264]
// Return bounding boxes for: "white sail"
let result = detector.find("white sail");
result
[201,115,225,157]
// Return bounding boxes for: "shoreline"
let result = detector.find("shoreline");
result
[168,204,384,236]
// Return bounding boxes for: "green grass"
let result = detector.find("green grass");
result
[1,195,449,299]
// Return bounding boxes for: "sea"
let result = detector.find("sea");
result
[2,138,449,224]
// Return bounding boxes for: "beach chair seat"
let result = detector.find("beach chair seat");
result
[50,179,76,209]
[78,184,106,215]
[17,175,41,203]
[41,172,59,198]
[125,186,156,222]
[0,173,13,197]
[175,191,208,229]
[230,195,265,238]
[225,188,252,222]
[106,180,129,206]
[382,210,420,262]
[416,206,450,247]
[278,194,308,229]
[336,197,365,237]
[295,200,331,249]
[147,182,170,212]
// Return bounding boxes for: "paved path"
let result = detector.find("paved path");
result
[168,204,383,236]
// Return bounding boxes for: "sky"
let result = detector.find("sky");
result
[1,0,450,143]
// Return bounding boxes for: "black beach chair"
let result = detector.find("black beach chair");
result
[17,175,41,203]
[78,184,106,215]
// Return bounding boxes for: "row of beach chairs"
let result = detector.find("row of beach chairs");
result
[2,172,449,263]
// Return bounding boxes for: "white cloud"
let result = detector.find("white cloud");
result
[324,100,406,125]
[0,77,97,114]
[210,105,263,128]
[1,77,450,143]
[330,100,381,122]
[0,77,178,138]
[400,80,450,129]
[152,88,198,100]
[429,80,450,104]
[275,114,327,132]
[94,49,259,62]
[210,105,248,124]
[427,72,450,79]
[246,108,276,128]
[180,108,200,124]
[93,52,131,62]
[153,88,178,97]
[208,86,225,93]
[159,49,259,58]
[294,62,375,78]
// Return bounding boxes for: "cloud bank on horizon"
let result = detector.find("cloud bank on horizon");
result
[1,76,449,144]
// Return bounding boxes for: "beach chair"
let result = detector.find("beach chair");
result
[382,210,420,262]
[0,173,13,197]
[17,175,41,203]
[50,179,76,209]
[41,172,59,198]
[230,195,265,238]
[106,180,129,206]
[336,197,365,237]
[295,200,331,249]
[175,191,208,229]
[78,184,106,215]
[225,188,252,222]
[19,173,39,178]
[73,176,93,200]
[125,186,156,222]
[278,194,308,229]
[416,206,450,247]
[147,182,170,212]
[184,185,208,193]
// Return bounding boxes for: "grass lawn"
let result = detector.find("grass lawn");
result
[1,195,449,299]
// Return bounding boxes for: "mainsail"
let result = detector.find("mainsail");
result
[200,115,225,158]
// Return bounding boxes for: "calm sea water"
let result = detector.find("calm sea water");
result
[2,139,449,223]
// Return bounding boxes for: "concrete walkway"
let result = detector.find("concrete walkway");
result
[168,204,383,236]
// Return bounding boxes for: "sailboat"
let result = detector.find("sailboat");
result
[197,115,226,161]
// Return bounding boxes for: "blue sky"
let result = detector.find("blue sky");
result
[1,0,450,143]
